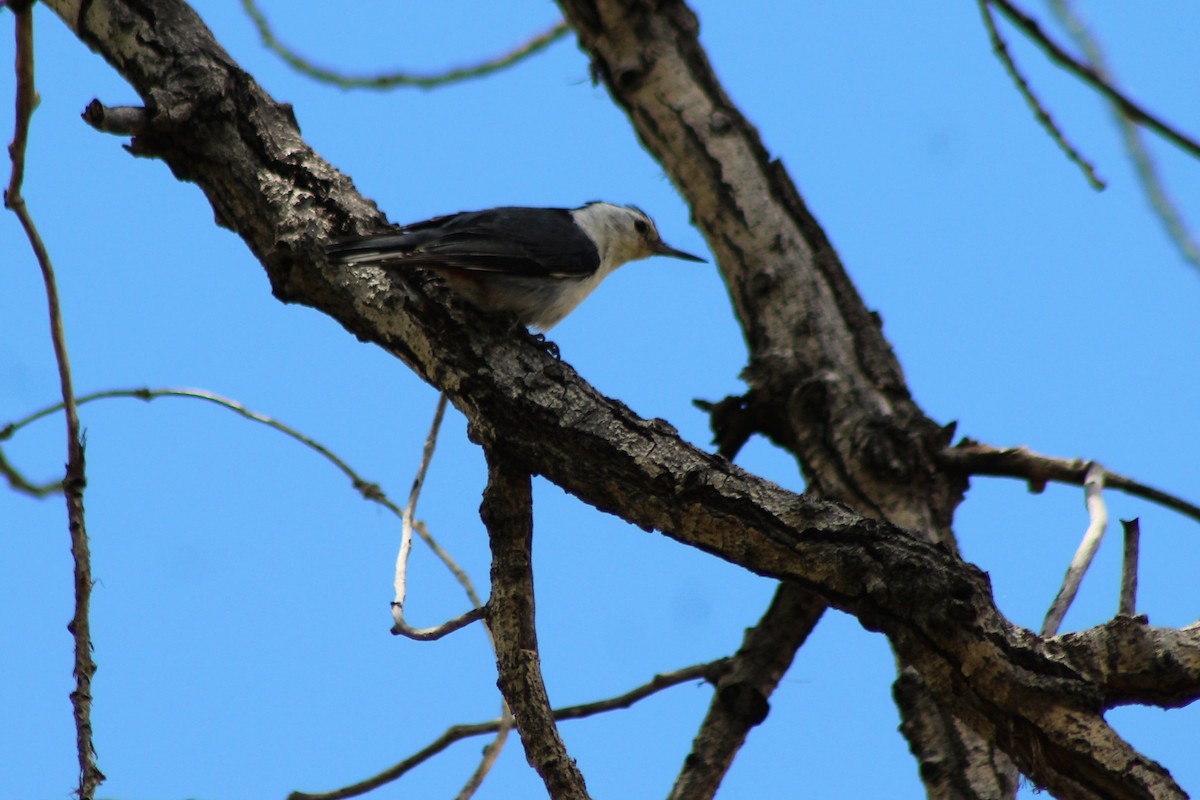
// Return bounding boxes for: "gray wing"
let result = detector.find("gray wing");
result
[325,207,600,278]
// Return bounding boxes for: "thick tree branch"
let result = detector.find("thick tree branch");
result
[668,582,824,800]
[554,0,1007,795]
[1051,618,1200,710]
[482,446,589,799]
[44,0,1195,796]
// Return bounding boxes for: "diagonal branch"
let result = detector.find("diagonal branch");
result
[977,0,1104,189]
[668,582,825,800]
[1042,463,1109,636]
[987,0,1200,161]
[287,659,727,800]
[1041,0,1200,270]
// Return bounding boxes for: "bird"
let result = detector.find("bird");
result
[325,202,705,330]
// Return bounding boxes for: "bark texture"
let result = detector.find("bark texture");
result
[553,1,1000,794]
[43,1,1200,798]
[483,448,590,800]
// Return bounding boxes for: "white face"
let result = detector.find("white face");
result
[571,202,704,272]
[592,204,663,264]
[626,208,663,257]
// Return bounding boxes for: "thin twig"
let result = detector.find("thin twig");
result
[988,0,1200,161]
[976,0,1104,189]
[390,393,483,640]
[1042,463,1108,636]
[453,704,513,800]
[0,445,62,496]
[287,660,727,800]
[1043,0,1200,269]
[393,393,448,618]
[1119,518,1140,617]
[2,386,485,614]
[5,3,104,796]
[242,0,570,91]
[938,442,1200,525]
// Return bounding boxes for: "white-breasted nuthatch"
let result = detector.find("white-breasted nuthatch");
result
[325,202,705,330]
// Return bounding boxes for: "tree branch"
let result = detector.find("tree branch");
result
[1119,518,1140,618]
[1052,617,1200,709]
[977,0,1104,190]
[668,582,825,800]
[391,393,485,640]
[987,0,1200,161]
[1040,0,1200,271]
[3,386,487,618]
[5,4,103,797]
[940,442,1200,524]
[1042,463,1109,636]
[482,446,589,799]
[287,659,727,800]
[43,0,1196,795]
[241,0,570,91]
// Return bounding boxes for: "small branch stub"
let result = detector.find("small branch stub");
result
[1119,518,1140,617]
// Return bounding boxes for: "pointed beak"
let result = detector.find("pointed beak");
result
[652,239,707,263]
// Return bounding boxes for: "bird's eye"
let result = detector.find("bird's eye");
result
[634,219,649,235]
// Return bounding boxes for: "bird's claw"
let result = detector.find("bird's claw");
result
[530,332,561,360]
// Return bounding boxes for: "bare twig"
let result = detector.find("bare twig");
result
[976,0,1104,189]
[1043,0,1200,269]
[0,445,63,496]
[939,442,1200,525]
[1119,518,1140,617]
[1042,463,1108,636]
[482,445,590,799]
[988,0,1200,161]
[5,387,392,503]
[391,393,483,640]
[453,704,513,800]
[384,393,503,786]
[242,0,570,91]
[5,3,104,796]
[287,659,725,800]
[3,386,487,616]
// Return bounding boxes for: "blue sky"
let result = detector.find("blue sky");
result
[3,2,1198,798]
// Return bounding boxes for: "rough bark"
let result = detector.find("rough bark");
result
[42,1,1200,798]
[553,1,1006,794]
[483,448,590,800]
[667,582,824,800]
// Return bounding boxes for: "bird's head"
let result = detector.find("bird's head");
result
[573,202,706,271]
